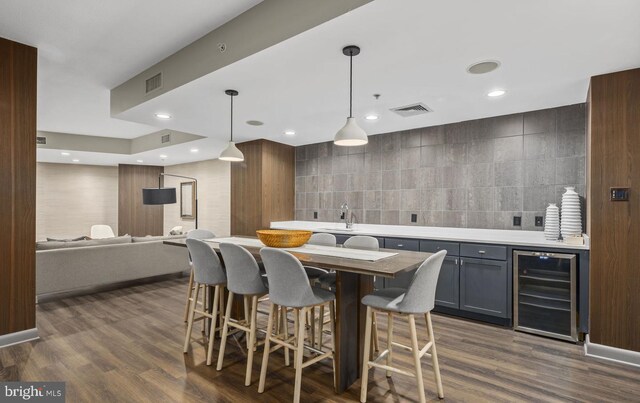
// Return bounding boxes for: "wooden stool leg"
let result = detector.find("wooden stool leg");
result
[183,283,200,353]
[183,269,194,322]
[244,296,251,350]
[258,303,276,394]
[308,307,315,350]
[408,314,426,403]
[386,312,394,378]
[426,312,444,399]
[282,307,290,367]
[372,311,380,352]
[293,308,299,369]
[206,285,221,365]
[218,288,225,336]
[359,306,374,403]
[216,291,235,371]
[245,295,259,386]
[317,304,325,350]
[293,308,306,403]
[329,300,337,392]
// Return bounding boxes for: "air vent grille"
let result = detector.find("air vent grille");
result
[145,73,162,93]
[36,136,46,145]
[390,103,433,117]
[161,134,171,143]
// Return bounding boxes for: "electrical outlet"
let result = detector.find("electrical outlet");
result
[513,216,521,226]
[313,211,318,219]
[411,213,417,223]
[535,216,544,227]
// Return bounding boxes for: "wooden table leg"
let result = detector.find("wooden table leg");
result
[335,271,374,393]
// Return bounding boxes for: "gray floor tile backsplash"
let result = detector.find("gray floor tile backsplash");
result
[294,103,586,230]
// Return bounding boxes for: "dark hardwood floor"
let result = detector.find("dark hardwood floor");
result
[1,278,639,402]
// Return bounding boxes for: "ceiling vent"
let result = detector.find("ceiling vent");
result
[36,136,46,145]
[161,133,171,143]
[145,72,162,93]
[390,103,433,117]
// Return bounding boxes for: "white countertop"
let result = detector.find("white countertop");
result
[270,221,590,250]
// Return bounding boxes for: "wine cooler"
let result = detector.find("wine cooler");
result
[514,251,577,342]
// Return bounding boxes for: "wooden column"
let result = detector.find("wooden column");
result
[230,139,294,235]
[118,164,164,236]
[588,68,640,352]
[0,38,37,336]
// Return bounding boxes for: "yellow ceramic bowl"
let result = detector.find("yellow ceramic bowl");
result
[256,229,312,248]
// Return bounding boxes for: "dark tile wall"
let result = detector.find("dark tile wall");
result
[294,104,586,230]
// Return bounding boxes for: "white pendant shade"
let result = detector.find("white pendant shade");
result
[219,141,244,162]
[334,117,368,146]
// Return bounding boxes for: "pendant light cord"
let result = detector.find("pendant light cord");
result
[349,50,353,118]
[230,94,234,142]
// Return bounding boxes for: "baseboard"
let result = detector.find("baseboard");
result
[584,335,640,368]
[0,328,39,349]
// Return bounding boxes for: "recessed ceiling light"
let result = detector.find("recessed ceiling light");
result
[467,60,500,74]
[155,113,171,119]
[159,154,167,159]
[246,120,264,126]
[487,89,506,97]
[72,159,79,163]
[61,152,70,156]
[284,130,295,136]
[365,114,379,121]
[136,159,143,163]
[190,148,199,153]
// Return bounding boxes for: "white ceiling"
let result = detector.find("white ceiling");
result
[0,0,261,142]
[117,0,640,160]
[3,0,640,166]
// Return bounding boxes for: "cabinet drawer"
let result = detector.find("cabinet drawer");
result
[460,243,507,260]
[384,237,419,251]
[420,240,459,256]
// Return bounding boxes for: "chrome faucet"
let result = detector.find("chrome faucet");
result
[340,202,353,229]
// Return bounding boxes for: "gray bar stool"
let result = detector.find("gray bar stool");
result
[258,247,336,403]
[216,243,269,386]
[360,249,447,403]
[318,235,381,351]
[184,238,227,366]
[303,233,335,346]
[183,229,216,322]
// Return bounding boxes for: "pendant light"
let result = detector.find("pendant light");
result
[219,89,244,162]
[334,45,368,146]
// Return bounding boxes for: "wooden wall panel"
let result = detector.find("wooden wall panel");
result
[588,68,640,352]
[0,38,37,335]
[230,140,263,236]
[261,140,295,229]
[230,139,294,236]
[118,164,164,237]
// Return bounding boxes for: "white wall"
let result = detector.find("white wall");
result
[36,163,118,240]
[163,159,231,237]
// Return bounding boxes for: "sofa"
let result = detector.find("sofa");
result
[36,235,190,298]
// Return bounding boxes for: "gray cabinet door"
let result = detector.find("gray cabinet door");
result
[384,237,419,289]
[460,258,508,318]
[435,256,460,309]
